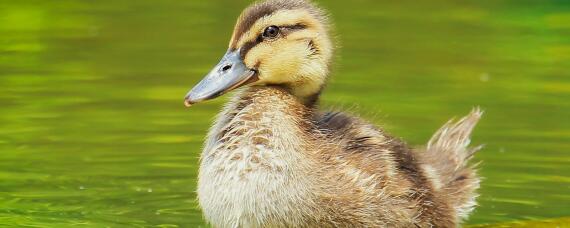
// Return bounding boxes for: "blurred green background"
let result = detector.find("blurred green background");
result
[1,0,569,227]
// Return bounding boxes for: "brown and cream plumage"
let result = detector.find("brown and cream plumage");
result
[184,0,483,227]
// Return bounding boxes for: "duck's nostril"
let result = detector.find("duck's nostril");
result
[222,64,232,72]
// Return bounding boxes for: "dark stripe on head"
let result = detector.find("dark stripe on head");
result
[239,24,307,60]
[240,38,262,59]
[308,40,319,56]
[281,24,307,30]
[231,0,313,48]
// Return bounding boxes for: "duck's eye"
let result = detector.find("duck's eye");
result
[262,26,280,39]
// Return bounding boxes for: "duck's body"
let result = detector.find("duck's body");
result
[198,87,481,228]
[185,1,482,227]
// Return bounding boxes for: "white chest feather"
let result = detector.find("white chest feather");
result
[197,94,315,228]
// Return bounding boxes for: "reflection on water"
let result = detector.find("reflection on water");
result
[0,0,569,226]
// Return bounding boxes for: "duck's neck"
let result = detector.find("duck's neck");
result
[225,85,317,123]
[202,86,317,165]
[284,82,323,108]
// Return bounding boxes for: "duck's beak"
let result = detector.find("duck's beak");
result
[184,50,257,107]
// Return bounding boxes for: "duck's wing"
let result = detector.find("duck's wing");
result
[316,109,483,221]
[315,111,422,182]
[315,111,446,225]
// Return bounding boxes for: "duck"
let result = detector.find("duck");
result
[183,0,483,227]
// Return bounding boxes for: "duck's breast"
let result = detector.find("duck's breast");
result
[197,89,316,227]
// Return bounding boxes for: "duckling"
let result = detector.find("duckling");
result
[184,0,483,227]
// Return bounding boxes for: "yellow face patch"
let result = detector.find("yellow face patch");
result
[225,1,333,99]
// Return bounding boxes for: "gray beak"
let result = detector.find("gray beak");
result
[184,50,257,107]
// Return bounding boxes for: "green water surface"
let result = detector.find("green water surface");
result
[1,0,569,227]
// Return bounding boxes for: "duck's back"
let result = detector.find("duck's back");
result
[314,110,482,227]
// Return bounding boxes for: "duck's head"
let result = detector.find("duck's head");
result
[185,0,333,107]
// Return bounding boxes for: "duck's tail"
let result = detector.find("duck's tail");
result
[423,108,483,221]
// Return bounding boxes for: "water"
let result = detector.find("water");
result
[1,0,569,226]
